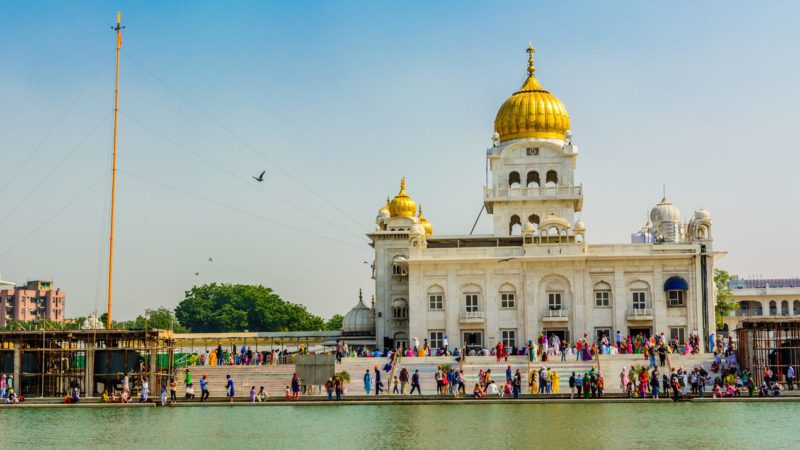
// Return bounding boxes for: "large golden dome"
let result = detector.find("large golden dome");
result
[494,45,570,142]
[388,177,416,218]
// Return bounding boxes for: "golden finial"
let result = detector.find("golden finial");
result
[359,288,363,302]
[526,43,536,75]
[400,177,406,193]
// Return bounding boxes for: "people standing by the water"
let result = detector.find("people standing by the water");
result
[199,374,209,401]
[325,378,334,400]
[169,378,177,404]
[410,369,421,394]
[363,369,372,395]
[399,367,410,394]
[374,366,384,395]
[225,374,235,402]
[291,373,301,400]
[140,377,149,403]
[334,375,343,400]
[160,383,167,406]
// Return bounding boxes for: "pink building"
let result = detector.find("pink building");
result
[0,280,66,326]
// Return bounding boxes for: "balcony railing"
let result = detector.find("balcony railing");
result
[628,307,654,317]
[484,185,582,200]
[460,310,485,321]
[543,308,568,318]
[732,309,763,317]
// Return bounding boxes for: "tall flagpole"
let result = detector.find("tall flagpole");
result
[107,12,124,329]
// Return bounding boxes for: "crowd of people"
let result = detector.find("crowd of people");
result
[2,332,795,405]
[193,344,298,366]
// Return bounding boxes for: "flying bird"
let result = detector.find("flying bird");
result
[208,257,213,263]
[194,272,199,276]
[253,170,266,182]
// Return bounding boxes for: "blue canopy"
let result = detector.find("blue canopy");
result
[664,276,688,291]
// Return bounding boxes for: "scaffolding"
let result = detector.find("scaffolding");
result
[736,318,800,386]
[0,329,175,397]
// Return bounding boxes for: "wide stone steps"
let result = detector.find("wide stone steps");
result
[181,365,295,398]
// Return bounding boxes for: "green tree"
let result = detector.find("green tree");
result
[714,268,738,328]
[325,314,344,331]
[175,283,329,333]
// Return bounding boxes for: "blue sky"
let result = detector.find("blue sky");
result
[1,1,798,320]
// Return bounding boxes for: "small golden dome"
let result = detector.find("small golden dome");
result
[388,177,417,218]
[494,44,570,142]
[418,205,433,236]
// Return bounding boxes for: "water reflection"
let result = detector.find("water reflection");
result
[0,403,794,450]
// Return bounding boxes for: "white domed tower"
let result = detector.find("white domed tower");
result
[689,208,713,242]
[650,197,682,242]
[484,44,582,238]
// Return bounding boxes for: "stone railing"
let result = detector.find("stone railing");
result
[484,185,582,200]
[543,308,568,318]
[460,310,485,321]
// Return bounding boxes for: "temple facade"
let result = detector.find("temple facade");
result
[367,45,721,352]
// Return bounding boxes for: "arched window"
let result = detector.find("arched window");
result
[528,214,540,230]
[664,276,688,307]
[427,285,445,310]
[526,171,540,187]
[545,170,558,187]
[781,300,789,316]
[739,300,762,316]
[769,301,777,315]
[498,283,516,309]
[794,300,800,315]
[508,171,521,187]
[392,263,408,276]
[509,215,522,235]
[392,298,408,319]
[593,281,612,308]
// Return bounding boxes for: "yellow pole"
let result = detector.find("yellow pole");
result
[107,12,123,330]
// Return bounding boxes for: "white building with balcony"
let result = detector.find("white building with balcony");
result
[721,278,800,334]
[367,45,721,352]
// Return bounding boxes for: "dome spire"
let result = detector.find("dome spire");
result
[526,42,536,76]
[388,176,417,217]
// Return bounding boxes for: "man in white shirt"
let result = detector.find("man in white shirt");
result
[787,366,795,390]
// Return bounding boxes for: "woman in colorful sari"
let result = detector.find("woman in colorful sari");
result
[626,336,633,354]
[581,342,592,361]
[638,370,648,398]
